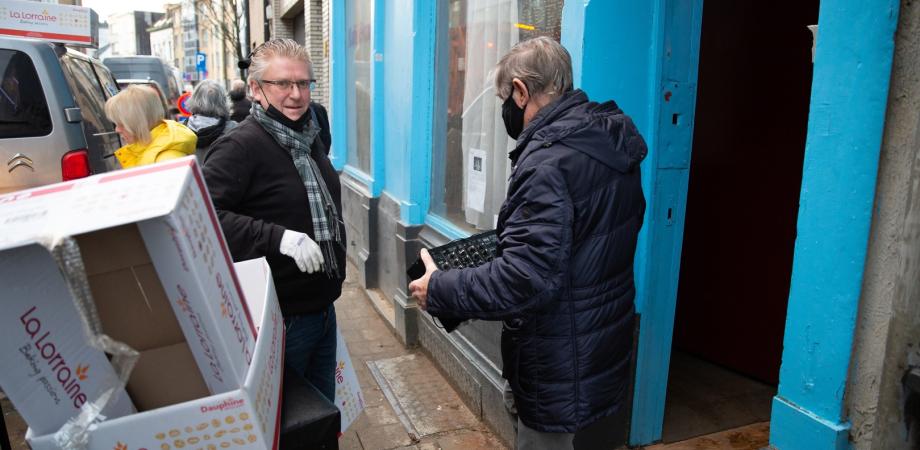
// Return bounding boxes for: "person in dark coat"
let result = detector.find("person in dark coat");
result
[203,39,345,402]
[186,80,237,162]
[409,37,647,449]
[228,79,252,123]
[309,100,331,153]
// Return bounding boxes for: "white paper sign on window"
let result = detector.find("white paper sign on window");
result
[467,148,487,213]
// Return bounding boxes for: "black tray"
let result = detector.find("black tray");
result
[407,231,499,332]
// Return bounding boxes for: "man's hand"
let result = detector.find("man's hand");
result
[279,229,325,273]
[408,249,438,310]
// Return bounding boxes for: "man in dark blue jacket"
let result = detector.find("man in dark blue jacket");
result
[409,36,647,449]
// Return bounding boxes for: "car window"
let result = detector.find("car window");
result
[0,49,52,138]
[91,63,119,99]
[60,55,120,157]
[62,56,112,133]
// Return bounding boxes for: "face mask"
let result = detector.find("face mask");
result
[265,104,309,131]
[502,95,525,140]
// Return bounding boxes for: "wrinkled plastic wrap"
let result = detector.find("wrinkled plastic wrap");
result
[42,236,139,450]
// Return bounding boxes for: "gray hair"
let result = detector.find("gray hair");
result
[247,38,312,83]
[188,80,230,118]
[494,36,573,101]
[229,79,247,101]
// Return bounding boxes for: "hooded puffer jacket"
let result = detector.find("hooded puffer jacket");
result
[114,119,197,168]
[427,89,647,433]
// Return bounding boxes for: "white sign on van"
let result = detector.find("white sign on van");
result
[0,0,98,47]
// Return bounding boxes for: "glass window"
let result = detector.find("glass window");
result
[0,50,52,139]
[345,0,373,173]
[61,55,121,158]
[430,0,564,233]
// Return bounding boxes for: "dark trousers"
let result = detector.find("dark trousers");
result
[284,304,337,402]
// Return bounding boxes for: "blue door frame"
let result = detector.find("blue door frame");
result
[564,0,899,447]
[769,1,899,448]
[563,0,704,444]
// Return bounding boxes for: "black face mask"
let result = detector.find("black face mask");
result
[502,95,525,140]
[257,81,310,131]
[265,104,309,131]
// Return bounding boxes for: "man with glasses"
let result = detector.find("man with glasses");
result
[410,37,648,449]
[203,39,345,402]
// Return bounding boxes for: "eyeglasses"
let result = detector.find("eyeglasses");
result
[259,79,317,92]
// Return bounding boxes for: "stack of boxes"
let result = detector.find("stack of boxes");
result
[0,158,284,450]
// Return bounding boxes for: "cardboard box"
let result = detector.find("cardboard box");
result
[0,244,136,435]
[26,258,285,450]
[0,158,256,433]
[0,0,99,47]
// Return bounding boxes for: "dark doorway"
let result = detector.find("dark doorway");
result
[662,0,819,443]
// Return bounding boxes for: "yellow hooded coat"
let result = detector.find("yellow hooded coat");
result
[114,120,197,169]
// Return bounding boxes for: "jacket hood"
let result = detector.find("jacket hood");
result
[512,89,647,173]
[186,114,221,132]
[187,115,236,148]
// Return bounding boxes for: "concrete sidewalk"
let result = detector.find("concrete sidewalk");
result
[336,263,507,450]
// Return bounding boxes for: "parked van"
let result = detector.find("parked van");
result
[102,56,181,116]
[0,37,122,194]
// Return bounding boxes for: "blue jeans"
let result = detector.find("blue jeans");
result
[284,305,337,402]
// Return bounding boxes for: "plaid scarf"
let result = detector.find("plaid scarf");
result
[251,103,343,278]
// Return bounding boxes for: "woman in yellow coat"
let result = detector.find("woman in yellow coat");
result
[104,85,197,168]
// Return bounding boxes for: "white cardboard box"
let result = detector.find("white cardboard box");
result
[0,245,136,435]
[0,158,257,432]
[0,0,98,47]
[26,258,285,450]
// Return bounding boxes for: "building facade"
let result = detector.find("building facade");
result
[106,11,164,56]
[243,0,331,106]
[328,0,920,449]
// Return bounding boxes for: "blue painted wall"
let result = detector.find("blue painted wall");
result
[329,0,347,169]
[770,0,900,448]
[381,0,414,202]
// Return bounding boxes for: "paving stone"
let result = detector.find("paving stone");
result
[356,423,414,450]
[1,396,29,450]
[364,404,400,426]
[369,354,479,437]
[434,429,508,450]
[339,429,364,450]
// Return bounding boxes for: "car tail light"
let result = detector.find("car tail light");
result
[61,149,91,181]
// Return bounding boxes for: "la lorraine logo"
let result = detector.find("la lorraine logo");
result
[221,303,228,318]
[42,9,50,16]
[114,441,127,450]
[75,364,89,381]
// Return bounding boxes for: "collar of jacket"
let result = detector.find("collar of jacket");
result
[508,89,588,166]
[115,120,197,168]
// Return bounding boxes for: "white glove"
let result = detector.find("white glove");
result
[279,229,325,273]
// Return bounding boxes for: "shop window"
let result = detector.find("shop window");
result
[430,0,564,233]
[345,0,372,173]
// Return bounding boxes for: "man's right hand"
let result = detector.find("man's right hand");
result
[280,229,325,273]
[408,249,439,310]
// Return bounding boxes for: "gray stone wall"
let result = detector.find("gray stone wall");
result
[305,0,328,106]
[341,172,378,289]
[847,1,920,448]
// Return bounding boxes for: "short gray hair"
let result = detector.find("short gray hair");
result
[247,38,312,83]
[229,79,247,101]
[188,80,230,118]
[494,36,573,101]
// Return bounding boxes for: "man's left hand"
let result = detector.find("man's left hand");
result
[408,248,438,310]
